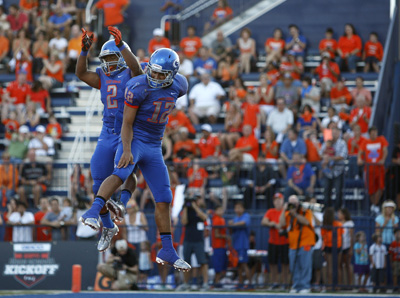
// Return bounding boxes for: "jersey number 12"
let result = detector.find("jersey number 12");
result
[147,101,174,124]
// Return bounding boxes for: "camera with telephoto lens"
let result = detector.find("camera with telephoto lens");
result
[184,196,197,208]
[112,260,123,271]
[301,202,324,212]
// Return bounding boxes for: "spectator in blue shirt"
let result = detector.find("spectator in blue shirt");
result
[284,152,316,199]
[285,24,306,60]
[48,6,72,37]
[193,46,218,78]
[228,202,252,289]
[280,128,307,164]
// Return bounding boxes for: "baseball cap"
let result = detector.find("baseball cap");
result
[201,124,212,133]
[179,126,189,134]
[19,125,29,134]
[115,239,128,251]
[321,51,331,59]
[283,72,292,79]
[153,28,163,36]
[36,125,46,133]
[273,193,284,200]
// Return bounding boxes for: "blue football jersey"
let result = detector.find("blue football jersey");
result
[124,73,188,143]
[96,67,132,129]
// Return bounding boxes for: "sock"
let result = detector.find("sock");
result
[90,196,106,216]
[100,212,114,228]
[160,233,173,250]
[120,189,132,207]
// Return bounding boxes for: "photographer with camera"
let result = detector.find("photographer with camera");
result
[279,195,315,293]
[177,196,209,291]
[97,239,138,291]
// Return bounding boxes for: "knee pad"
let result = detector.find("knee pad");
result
[154,188,172,204]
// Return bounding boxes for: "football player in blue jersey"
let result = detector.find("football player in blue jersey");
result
[76,27,144,252]
[81,40,191,271]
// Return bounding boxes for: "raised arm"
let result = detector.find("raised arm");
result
[108,26,144,77]
[75,28,100,89]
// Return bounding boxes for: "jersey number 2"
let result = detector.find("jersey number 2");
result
[107,85,118,109]
[147,101,174,124]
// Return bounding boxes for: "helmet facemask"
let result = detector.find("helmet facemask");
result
[146,63,174,88]
[99,52,126,76]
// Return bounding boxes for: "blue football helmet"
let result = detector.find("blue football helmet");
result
[99,40,130,76]
[146,48,180,88]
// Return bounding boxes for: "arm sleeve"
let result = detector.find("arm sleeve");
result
[124,81,146,108]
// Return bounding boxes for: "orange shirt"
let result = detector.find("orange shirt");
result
[148,37,171,54]
[350,107,371,134]
[173,139,197,155]
[266,68,280,86]
[338,34,362,57]
[16,60,33,82]
[46,61,64,83]
[264,209,289,245]
[360,136,388,164]
[347,136,366,156]
[242,102,259,129]
[212,7,233,20]
[29,89,49,111]
[284,209,315,249]
[0,164,18,190]
[68,37,81,57]
[319,38,338,59]
[315,61,340,82]
[235,135,259,161]
[167,111,196,134]
[305,139,321,162]
[212,215,227,249]
[279,61,303,80]
[180,36,202,59]
[6,81,31,105]
[35,211,52,241]
[261,140,279,160]
[321,221,343,248]
[330,86,352,105]
[20,0,38,10]
[364,41,383,61]
[96,0,128,27]
[0,36,10,58]
[257,85,274,106]
[47,123,62,139]
[265,38,285,53]
[198,135,221,159]
[187,167,208,188]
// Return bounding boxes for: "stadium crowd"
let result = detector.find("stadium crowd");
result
[0,0,399,293]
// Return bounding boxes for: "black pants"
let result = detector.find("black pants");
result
[323,173,344,210]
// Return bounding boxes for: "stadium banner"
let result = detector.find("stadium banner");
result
[0,242,98,290]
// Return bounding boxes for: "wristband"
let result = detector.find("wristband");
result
[81,50,88,56]
[118,44,126,51]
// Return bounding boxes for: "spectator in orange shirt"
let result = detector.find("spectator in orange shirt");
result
[319,28,337,59]
[347,125,366,157]
[351,77,372,106]
[279,54,304,81]
[256,73,275,116]
[236,27,256,74]
[180,26,202,60]
[265,61,281,86]
[336,24,362,73]
[20,0,39,17]
[32,31,49,74]
[187,159,208,199]
[216,52,239,88]
[358,126,388,213]
[92,0,130,29]
[28,80,51,114]
[2,110,20,140]
[229,124,259,162]
[173,127,197,159]
[330,77,352,111]
[165,107,195,141]
[265,28,285,64]
[349,96,371,135]
[321,207,344,290]
[363,32,383,73]
[0,27,9,66]
[242,89,261,134]
[303,130,321,163]
[2,72,31,120]
[279,195,315,293]
[204,0,233,34]
[262,128,279,162]
[0,152,19,204]
[220,102,242,151]
[65,24,81,73]
[148,28,171,55]
[46,114,62,139]
[261,193,289,286]
[314,52,340,97]
[211,204,229,285]
[198,124,221,159]
[39,53,64,90]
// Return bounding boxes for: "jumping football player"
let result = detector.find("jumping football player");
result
[80,29,191,271]
[75,27,144,252]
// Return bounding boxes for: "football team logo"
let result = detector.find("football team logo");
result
[3,243,59,288]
